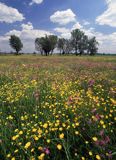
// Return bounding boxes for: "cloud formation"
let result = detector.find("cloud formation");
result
[0,0,116,54]
[96,0,116,27]
[50,9,76,25]
[54,21,116,53]
[0,22,52,53]
[29,0,43,6]
[0,2,24,23]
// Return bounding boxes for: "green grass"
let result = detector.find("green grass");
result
[0,55,116,160]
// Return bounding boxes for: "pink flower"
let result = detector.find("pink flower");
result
[105,136,110,144]
[99,130,104,136]
[94,136,110,147]
[33,91,40,101]
[107,151,112,159]
[94,140,100,146]
[95,113,101,120]
[88,79,95,87]
[88,119,92,124]
[44,148,50,155]
[91,108,97,113]
[99,140,106,146]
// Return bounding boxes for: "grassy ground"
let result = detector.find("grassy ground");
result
[0,55,116,160]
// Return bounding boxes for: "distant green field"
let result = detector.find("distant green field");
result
[0,56,116,160]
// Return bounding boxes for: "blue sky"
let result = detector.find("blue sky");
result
[0,0,116,53]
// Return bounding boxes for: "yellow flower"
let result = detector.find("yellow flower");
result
[43,123,48,129]
[75,122,79,126]
[14,149,18,153]
[8,115,13,120]
[19,131,23,135]
[32,128,37,132]
[85,141,89,144]
[11,157,15,160]
[57,144,62,150]
[92,137,98,141]
[12,135,19,141]
[7,154,11,158]
[75,131,79,135]
[31,148,35,152]
[47,139,51,143]
[38,146,43,151]
[59,127,63,131]
[14,129,18,132]
[38,153,45,160]
[81,157,85,160]
[100,120,104,125]
[62,123,66,127]
[38,129,42,134]
[59,133,64,139]
[18,142,22,146]
[89,151,93,156]
[24,142,31,149]
[34,136,39,141]
[96,155,101,160]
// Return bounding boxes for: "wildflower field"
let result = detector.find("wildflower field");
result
[0,55,116,160]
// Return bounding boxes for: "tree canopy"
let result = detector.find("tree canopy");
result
[9,35,23,55]
[35,29,99,56]
[88,37,99,55]
[8,28,99,56]
[35,35,57,56]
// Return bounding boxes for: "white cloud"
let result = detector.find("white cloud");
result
[96,0,116,27]
[54,27,71,39]
[0,22,52,53]
[54,27,70,33]
[82,20,90,26]
[97,32,116,53]
[54,22,83,39]
[50,9,76,25]
[0,36,11,52]
[21,22,33,30]
[29,0,43,6]
[54,21,116,53]
[0,20,116,53]
[6,30,21,37]
[80,26,116,53]
[60,33,71,39]
[71,22,94,37]
[72,22,83,30]
[0,2,24,23]
[81,27,95,37]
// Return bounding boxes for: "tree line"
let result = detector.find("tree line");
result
[9,28,99,56]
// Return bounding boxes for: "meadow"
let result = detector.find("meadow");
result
[0,55,116,160]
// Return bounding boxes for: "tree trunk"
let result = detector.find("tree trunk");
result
[45,51,47,56]
[15,50,19,55]
[79,51,82,56]
[41,51,43,56]
[75,51,78,56]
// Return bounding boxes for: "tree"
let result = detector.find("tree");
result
[35,35,57,56]
[88,37,99,55]
[63,39,73,54]
[35,29,99,56]
[49,35,58,55]
[71,29,84,55]
[78,35,88,55]
[41,36,51,56]
[35,38,43,55]
[57,38,67,54]
[9,35,23,55]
